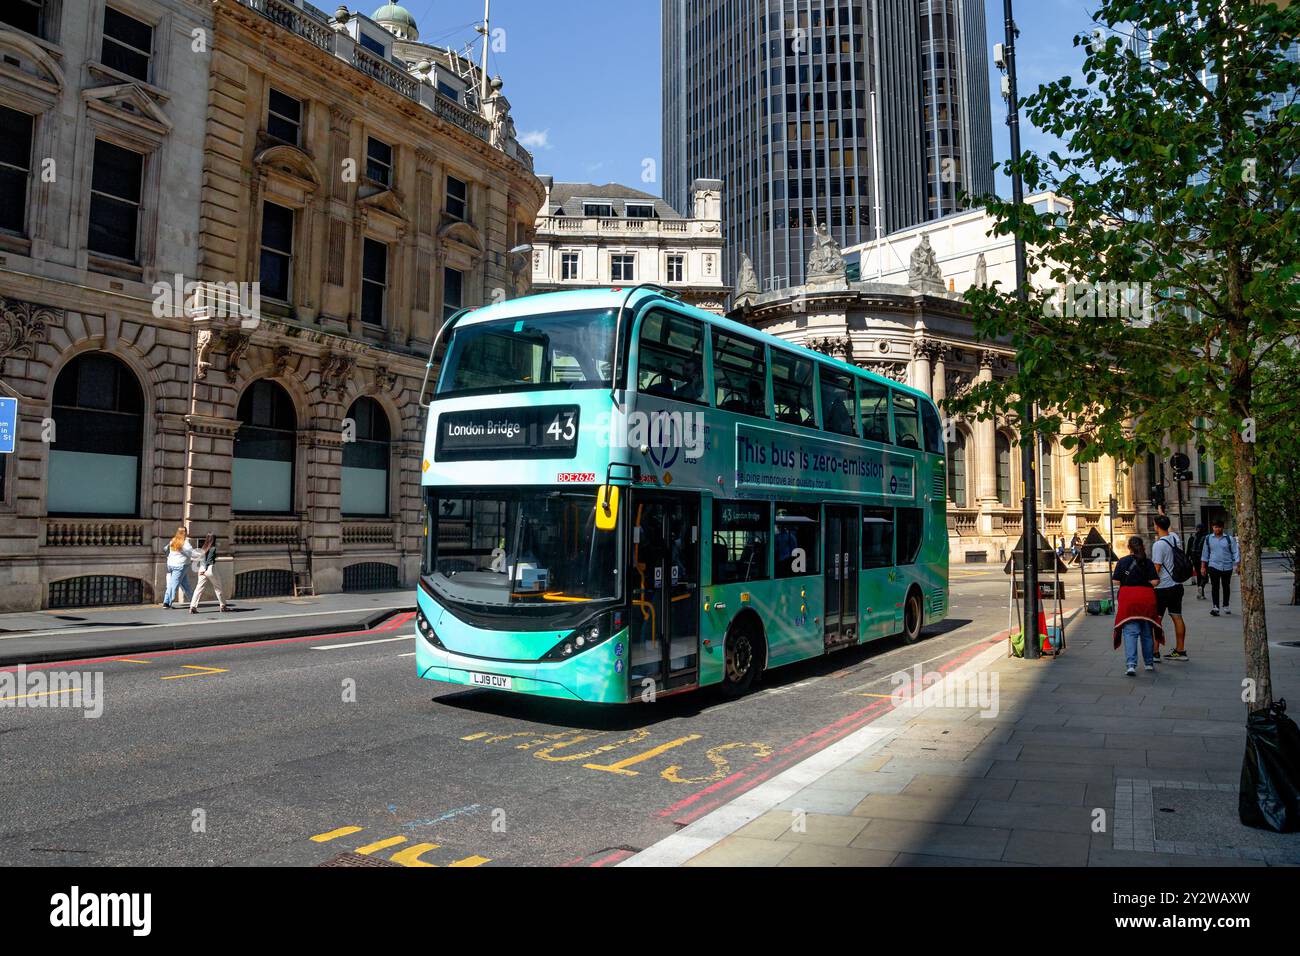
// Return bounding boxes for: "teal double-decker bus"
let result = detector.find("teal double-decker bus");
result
[415,286,949,703]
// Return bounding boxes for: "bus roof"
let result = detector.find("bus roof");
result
[450,288,935,405]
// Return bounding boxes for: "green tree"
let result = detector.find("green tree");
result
[951,0,1300,710]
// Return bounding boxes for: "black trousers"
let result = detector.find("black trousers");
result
[1208,567,1233,607]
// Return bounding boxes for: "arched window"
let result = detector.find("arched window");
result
[1039,436,1054,508]
[48,353,143,515]
[947,429,967,508]
[342,397,390,516]
[234,380,296,514]
[995,432,1013,508]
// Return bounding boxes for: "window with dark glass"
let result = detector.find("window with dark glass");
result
[437,80,460,102]
[667,254,684,283]
[442,266,463,322]
[0,106,33,234]
[267,89,302,146]
[611,253,635,282]
[892,392,922,449]
[921,399,945,454]
[259,201,294,301]
[342,397,390,516]
[48,353,143,516]
[446,175,467,220]
[1040,436,1054,508]
[366,136,392,187]
[862,507,894,568]
[859,379,891,443]
[101,7,152,82]
[948,431,967,508]
[770,349,815,426]
[896,508,924,565]
[361,238,388,327]
[996,433,1013,507]
[637,310,706,404]
[775,503,819,578]
[819,367,857,436]
[625,203,654,219]
[359,32,387,57]
[713,332,766,417]
[561,252,579,280]
[1078,455,1093,508]
[1,0,43,36]
[88,140,143,261]
[233,380,296,514]
[583,202,614,218]
[712,500,770,584]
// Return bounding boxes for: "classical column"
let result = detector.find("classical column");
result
[911,338,933,398]
[975,350,1000,534]
[932,345,947,409]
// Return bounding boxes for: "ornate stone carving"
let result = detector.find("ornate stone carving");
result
[0,296,58,364]
[734,253,760,306]
[806,223,846,286]
[908,234,945,294]
[372,364,398,393]
[221,330,253,384]
[946,370,975,400]
[973,252,988,288]
[859,361,909,384]
[196,329,214,381]
[979,349,998,371]
[809,336,853,363]
[319,351,357,400]
[273,345,294,377]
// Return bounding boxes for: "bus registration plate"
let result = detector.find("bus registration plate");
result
[470,671,513,691]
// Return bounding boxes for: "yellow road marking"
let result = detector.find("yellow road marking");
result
[160,665,228,680]
[116,659,152,664]
[390,842,440,867]
[461,732,490,741]
[356,835,407,855]
[0,688,79,703]
[310,826,363,843]
[449,855,491,867]
[858,692,895,698]
[584,735,702,776]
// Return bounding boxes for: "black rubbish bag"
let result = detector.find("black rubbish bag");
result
[1239,698,1300,833]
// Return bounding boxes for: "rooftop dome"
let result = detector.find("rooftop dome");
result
[372,3,419,40]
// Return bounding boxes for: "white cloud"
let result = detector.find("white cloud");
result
[518,129,552,150]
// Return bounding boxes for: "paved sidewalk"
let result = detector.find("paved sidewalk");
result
[0,590,413,666]
[625,571,1300,867]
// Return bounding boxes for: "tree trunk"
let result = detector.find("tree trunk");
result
[1231,437,1271,712]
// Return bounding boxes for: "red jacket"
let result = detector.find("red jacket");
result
[1113,585,1166,649]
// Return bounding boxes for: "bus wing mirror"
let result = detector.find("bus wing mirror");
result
[596,485,620,531]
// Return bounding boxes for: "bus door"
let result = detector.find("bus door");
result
[823,505,859,650]
[628,493,700,696]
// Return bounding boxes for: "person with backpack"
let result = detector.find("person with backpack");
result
[1153,515,1190,660]
[1186,523,1209,599]
[1112,536,1164,676]
[1201,519,1241,616]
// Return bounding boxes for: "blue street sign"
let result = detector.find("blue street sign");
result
[0,397,16,454]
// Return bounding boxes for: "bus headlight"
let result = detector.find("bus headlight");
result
[540,610,625,662]
[416,608,444,648]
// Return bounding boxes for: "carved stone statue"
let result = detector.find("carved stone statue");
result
[972,252,988,288]
[805,223,846,287]
[908,234,945,294]
[733,253,760,307]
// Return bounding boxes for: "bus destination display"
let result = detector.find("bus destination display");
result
[435,405,580,461]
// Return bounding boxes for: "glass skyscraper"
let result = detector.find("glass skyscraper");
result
[663,0,995,289]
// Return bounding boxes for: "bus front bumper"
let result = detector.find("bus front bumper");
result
[415,631,630,704]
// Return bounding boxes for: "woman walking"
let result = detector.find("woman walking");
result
[162,527,193,609]
[1112,536,1165,677]
[189,533,230,613]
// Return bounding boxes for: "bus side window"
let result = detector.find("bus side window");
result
[896,508,924,565]
[712,500,771,584]
[636,311,706,404]
[920,399,945,454]
[892,392,922,449]
[860,380,891,443]
[771,349,816,427]
[775,503,819,578]
[819,367,858,436]
[862,507,894,568]
[713,332,767,418]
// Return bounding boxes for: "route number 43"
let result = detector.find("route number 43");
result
[547,412,576,443]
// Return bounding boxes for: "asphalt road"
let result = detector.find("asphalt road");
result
[0,565,1037,867]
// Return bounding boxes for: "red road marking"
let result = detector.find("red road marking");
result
[590,849,635,867]
[0,611,415,673]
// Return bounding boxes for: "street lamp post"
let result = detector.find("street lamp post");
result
[1000,0,1041,659]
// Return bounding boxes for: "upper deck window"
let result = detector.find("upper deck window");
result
[820,367,858,436]
[892,392,922,450]
[770,350,815,427]
[713,332,767,418]
[637,311,706,405]
[437,309,616,397]
[860,379,891,444]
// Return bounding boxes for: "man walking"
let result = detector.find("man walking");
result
[1152,515,1187,660]
[1186,523,1209,599]
[1201,519,1240,616]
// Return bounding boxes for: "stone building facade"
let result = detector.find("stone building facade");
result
[531,178,729,312]
[0,0,543,611]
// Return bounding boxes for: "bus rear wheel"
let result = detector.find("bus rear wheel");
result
[721,624,759,696]
[900,589,924,645]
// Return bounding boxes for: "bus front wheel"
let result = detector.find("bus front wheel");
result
[721,623,759,696]
[900,589,924,645]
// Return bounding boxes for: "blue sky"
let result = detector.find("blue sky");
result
[394,0,1101,199]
